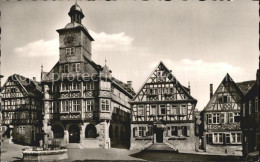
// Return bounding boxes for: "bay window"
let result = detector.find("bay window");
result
[101,99,110,111]
[100,81,111,90]
[61,101,69,112]
[72,100,80,112]
[85,100,94,111]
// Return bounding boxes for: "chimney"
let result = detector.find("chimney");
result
[188,82,190,94]
[210,84,213,99]
[33,77,36,81]
[127,81,132,89]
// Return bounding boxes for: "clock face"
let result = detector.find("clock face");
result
[64,34,76,45]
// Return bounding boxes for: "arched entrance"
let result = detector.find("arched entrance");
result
[69,125,80,143]
[85,124,97,138]
[52,125,64,138]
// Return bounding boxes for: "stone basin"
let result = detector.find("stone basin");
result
[23,149,68,161]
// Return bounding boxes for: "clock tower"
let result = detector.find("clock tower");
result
[56,3,94,73]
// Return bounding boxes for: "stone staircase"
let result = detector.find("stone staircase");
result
[67,143,84,149]
[145,143,178,152]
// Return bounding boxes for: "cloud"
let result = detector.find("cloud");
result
[14,39,59,57]
[154,59,245,80]
[89,30,134,52]
[14,30,134,57]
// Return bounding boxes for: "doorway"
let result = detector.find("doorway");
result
[69,125,80,143]
[156,128,164,143]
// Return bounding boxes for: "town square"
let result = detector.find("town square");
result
[0,0,259,161]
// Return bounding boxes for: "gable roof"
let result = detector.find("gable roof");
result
[132,61,197,103]
[236,80,256,95]
[203,73,245,111]
[3,74,42,97]
[111,77,136,97]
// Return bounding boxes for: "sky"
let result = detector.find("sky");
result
[0,0,259,110]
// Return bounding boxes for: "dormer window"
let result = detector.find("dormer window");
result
[66,47,74,56]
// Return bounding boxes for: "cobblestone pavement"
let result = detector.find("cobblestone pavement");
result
[1,143,246,161]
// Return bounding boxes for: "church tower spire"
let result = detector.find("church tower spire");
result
[68,2,85,24]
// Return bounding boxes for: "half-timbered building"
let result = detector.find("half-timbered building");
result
[1,74,43,145]
[202,74,255,155]
[241,56,260,159]
[41,3,135,149]
[129,62,197,152]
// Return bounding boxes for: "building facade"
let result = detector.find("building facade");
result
[1,74,43,145]
[202,74,255,155]
[41,3,135,149]
[129,62,198,152]
[241,56,260,159]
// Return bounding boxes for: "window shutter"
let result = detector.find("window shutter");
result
[220,113,225,123]
[133,127,138,137]
[187,126,190,136]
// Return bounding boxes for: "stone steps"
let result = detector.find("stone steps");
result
[67,143,84,149]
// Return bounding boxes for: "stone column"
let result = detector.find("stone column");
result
[64,130,69,144]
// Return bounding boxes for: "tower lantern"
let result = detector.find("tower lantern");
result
[68,2,85,24]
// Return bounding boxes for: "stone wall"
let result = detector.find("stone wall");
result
[205,144,242,156]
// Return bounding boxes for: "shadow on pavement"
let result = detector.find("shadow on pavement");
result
[129,150,246,162]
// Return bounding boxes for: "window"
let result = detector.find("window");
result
[160,105,166,115]
[181,126,187,136]
[61,83,69,91]
[150,105,157,115]
[72,100,80,111]
[170,105,177,115]
[72,82,80,90]
[223,96,228,103]
[85,100,94,111]
[171,126,178,136]
[180,105,187,115]
[249,101,252,115]
[61,101,69,112]
[207,114,212,124]
[213,133,223,144]
[61,64,69,73]
[234,113,240,123]
[220,113,225,123]
[225,133,231,144]
[207,133,213,144]
[53,101,59,113]
[85,82,94,90]
[138,127,146,137]
[255,97,258,112]
[147,126,153,136]
[228,112,234,123]
[138,105,144,116]
[66,47,74,55]
[18,126,25,134]
[101,99,110,111]
[231,133,242,144]
[100,81,111,90]
[212,113,220,124]
[76,63,80,72]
